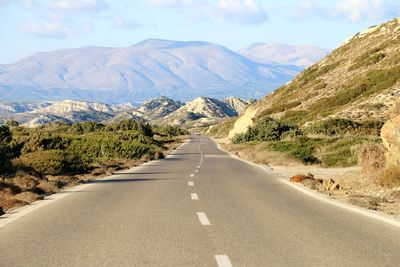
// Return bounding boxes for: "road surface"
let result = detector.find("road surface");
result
[1,135,400,266]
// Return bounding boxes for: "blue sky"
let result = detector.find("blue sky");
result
[0,0,399,64]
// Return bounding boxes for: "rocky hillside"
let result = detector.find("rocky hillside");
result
[238,43,330,67]
[159,97,245,126]
[11,100,122,127]
[230,18,400,138]
[1,96,250,127]
[0,39,303,103]
[136,96,183,120]
[104,96,183,124]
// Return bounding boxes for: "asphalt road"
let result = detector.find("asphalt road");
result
[1,135,400,266]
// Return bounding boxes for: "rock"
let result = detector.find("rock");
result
[322,178,339,191]
[381,114,400,167]
[290,173,314,183]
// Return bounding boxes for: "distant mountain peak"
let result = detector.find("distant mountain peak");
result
[0,39,305,103]
[238,43,330,67]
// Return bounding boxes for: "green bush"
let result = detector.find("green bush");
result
[15,149,65,177]
[307,118,384,136]
[268,137,323,164]
[232,117,301,144]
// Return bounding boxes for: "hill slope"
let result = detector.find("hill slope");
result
[230,18,400,138]
[0,39,301,103]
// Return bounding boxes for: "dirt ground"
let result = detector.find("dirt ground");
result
[218,139,400,218]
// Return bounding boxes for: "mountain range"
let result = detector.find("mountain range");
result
[0,40,328,103]
[1,96,249,127]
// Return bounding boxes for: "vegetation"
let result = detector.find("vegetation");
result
[207,118,236,138]
[0,119,187,211]
[231,116,383,166]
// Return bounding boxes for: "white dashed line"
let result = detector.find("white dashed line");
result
[190,174,195,177]
[215,255,233,267]
[197,166,201,168]
[196,212,211,225]
[188,181,194,186]
[191,193,199,200]
[195,170,199,173]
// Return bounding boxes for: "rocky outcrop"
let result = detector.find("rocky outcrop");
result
[381,114,400,167]
[230,17,400,138]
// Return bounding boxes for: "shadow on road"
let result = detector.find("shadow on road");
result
[86,178,175,184]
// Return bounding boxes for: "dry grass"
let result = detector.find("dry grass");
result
[12,191,42,203]
[387,101,400,119]
[376,165,400,187]
[357,142,386,181]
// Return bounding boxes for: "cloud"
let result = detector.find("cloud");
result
[211,0,268,25]
[113,15,140,30]
[148,0,268,25]
[46,0,108,13]
[149,0,194,7]
[284,0,399,22]
[0,0,11,6]
[17,21,74,38]
[334,0,399,21]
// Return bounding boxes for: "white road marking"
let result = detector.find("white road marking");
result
[191,193,199,200]
[212,137,400,229]
[215,255,233,267]
[188,181,194,186]
[190,174,195,177]
[195,170,199,173]
[196,212,211,225]
[197,166,201,168]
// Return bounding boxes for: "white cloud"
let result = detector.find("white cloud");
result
[46,0,108,13]
[284,0,399,22]
[334,0,397,21]
[212,0,268,25]
[149,0,194,7]
[148,0,268,25]
[113,15,140,30]
[17,21,74,38]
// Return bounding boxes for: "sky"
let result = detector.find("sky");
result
[0,0,399,64]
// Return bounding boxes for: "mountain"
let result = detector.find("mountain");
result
[160,97,240,126]
[229,18,400,138]
[238,43,330,67]
[0,39,302,103]
[137,96,184,120]
[104,96,183,124]
[10,100,123,127]
[224,96,252,115]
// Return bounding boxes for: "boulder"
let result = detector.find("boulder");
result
[322,178,340,191]
[290,173,314,183]
[381,114,400,167]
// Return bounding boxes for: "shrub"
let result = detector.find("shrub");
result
[357,143,386,180]
[14,150,65,177]
[268,137,322,165]
[376,165,400,187]
[231,117,300,143]
[307,118,384,136]
[0,125,12,173]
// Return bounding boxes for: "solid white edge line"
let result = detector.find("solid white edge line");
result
[196,212,211,225]
[0,139,192,229]
[191,193,199,200]
[215,255,233,267]
[210,137,400,229]
[188,181,194,186]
